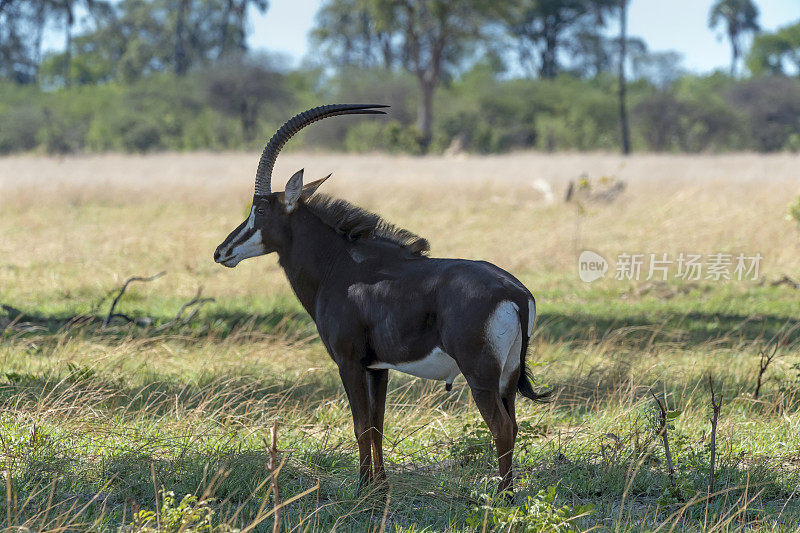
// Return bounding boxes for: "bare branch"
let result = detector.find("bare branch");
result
[754,342,779,400]
[102,272,166,329]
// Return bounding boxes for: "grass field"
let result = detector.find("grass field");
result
[1,151,800,532]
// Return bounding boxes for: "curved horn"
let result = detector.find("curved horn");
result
[254,104,389,196]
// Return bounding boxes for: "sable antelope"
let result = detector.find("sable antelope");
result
[214,104,548,495]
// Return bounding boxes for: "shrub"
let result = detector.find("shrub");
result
[726,77,800,152]
[0,105,45,153]
[125,490,236,533]
[344,120,423,154]
[467,486,594,532]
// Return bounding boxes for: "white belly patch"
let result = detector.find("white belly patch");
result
[368,348,461,385]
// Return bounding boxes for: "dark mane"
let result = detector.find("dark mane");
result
[304,194,430,256]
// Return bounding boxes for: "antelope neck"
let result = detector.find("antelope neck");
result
[276,206,348,319]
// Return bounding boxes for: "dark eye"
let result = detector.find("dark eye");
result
[256,207,266,216]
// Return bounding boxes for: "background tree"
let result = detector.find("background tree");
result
[727,76,800,150]
[204,54,290,142]
[2,0,800,156]
[218,0,268,58]
[747,20,800,76]
[708,0,760,77]
[311,0,397,70]
[52,0,112,85]
[313,0,490,150]
[39,0,263,83]
[567,11,612,78]
[397,0,489,149]
[0,0,50,83]
[618,0,630,154]
[502,0,616,78]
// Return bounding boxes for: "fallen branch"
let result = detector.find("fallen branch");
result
[708,374,722,496]
[650,390,675,487]
[770,274,800,289]
[155,288,215,332]
[102,271,166,329]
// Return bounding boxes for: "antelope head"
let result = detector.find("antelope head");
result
[213,104,388,268]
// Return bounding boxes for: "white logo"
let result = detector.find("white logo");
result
[578,250,608,283]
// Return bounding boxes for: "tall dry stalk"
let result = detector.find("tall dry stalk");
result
[265,421,282,533]
[708,374,722,496]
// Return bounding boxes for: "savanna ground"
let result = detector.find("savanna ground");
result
[1,152,800,532]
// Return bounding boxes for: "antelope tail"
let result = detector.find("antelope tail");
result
[517,298,551,403]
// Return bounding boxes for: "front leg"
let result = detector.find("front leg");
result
[367,368,388,483]
[338,361,373,488]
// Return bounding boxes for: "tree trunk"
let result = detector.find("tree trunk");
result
[64,8,73,86]
[234,0,247,52]
[380,33,393,69]
[33,2,46,86]
[618,0,631,155]
[240,100,254,142]
[540,17,558,78]
[417,77,435,151]
[174,0,189,75]
[218,0,234,58]
[730,32,739,77]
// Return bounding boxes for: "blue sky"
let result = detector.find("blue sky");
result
[249,0,800,74]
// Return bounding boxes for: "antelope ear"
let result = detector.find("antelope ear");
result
[301,174,331,199]
[280,168,304,212]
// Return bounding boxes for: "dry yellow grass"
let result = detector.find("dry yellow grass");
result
[1,151,798,303]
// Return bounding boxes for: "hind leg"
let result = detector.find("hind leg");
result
[502,390,518,443]
[471,388,516,495]
[445,300,522,494]
[502,363,521,442]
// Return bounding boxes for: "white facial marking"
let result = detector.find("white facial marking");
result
[245,207,255,230]
[486,300,522,394]
[368,348,461,385]
[223,229,264,267]
[220,208,266,266]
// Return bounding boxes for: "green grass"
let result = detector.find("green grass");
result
[2,278,800,532]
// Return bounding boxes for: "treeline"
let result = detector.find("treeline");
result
[1,0,799,155]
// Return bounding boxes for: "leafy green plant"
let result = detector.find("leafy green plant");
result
[126,490,234,533]
[65,362,96,383]
[467,486,594,532]
[451,421,494,464]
